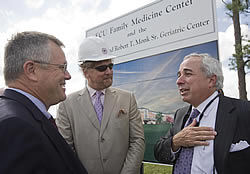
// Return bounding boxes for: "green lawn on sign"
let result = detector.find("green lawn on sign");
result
[143,163,172,174]
[143,124,171,162]
[143,123,173,174]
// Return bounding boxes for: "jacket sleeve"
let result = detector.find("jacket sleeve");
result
[120,93,145,174]
[154,124,176,164]
[56,101,75,151]
[154,108,185,164]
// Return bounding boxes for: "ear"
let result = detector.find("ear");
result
[83,69,89,78]
[23,61,38,81]
[208,74,217,88]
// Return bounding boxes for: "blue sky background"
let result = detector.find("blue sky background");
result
[113,41,218,113]
[0,0,249,115]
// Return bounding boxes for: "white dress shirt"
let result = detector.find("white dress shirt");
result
[191,91,219,174]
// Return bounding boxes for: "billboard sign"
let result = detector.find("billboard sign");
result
[86,0,218,164]
[86,0,218,64]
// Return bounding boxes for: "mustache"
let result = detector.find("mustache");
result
[104,75,113,79]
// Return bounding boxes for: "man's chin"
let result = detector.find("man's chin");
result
[181,96,189,103]
[104,80,112,88]
[104,83,112,88]
[57,94,67,103]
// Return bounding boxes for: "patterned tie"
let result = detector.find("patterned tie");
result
[49,116,58,129]
[174,109,200,174]
[94,91,103,124]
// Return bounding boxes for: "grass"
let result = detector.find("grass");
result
[143,162,173,174]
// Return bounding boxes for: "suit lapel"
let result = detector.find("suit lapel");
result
[41,117,76,172]
[214,96,237,173]
[174,105,191,134]
[78,88,100,130]
[100,88,117,136]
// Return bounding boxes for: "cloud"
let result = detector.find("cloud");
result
[216,0,224,8]
[219,24,250,99]
[25,0,44,9]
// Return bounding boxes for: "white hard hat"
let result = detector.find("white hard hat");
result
[78,36,116,62]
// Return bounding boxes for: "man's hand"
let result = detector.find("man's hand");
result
[172,119,217,152]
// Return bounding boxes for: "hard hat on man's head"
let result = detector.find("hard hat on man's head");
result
[78,36,116,62]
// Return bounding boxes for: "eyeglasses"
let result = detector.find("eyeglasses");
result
[34,60,67,73]
[92,63,114,72]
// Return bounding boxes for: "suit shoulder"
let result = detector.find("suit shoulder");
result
[221,95,250,107]
[64,89,85,101]
[0,98,30,120]
[176,105,190,113]
[109,87,133,95]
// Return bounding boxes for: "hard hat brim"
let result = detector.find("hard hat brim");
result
[79,55,116,62]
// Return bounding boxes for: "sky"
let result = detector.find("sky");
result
[0,0,249,115]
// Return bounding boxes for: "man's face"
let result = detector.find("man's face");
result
[84,59,113,90]
[37,41,71,108]
[176,57,214,107]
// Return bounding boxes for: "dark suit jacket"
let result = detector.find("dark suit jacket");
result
[0,89,88,174]
[154,95,250,174]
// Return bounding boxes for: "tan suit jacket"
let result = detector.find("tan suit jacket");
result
[56,87,145,174]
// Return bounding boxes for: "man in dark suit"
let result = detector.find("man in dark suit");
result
[0,31,88,174]
[154,53,250,174]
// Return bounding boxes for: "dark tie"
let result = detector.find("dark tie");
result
[94,91,103,124]
[49,116,58,129]
[174,109,200,174]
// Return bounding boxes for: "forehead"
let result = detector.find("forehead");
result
[179,57,202,72]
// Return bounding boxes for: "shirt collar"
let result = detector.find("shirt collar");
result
[87,85,106,97]
[8,88,51,119]
[195,91,219,116]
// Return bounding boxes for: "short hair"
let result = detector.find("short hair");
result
[183,53,224,90]
[4,31,64,85]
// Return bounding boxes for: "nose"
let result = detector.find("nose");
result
[176,75,184,86]
[64,70,71,80]
[105,67,113,74]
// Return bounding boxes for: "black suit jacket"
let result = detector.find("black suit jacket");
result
[154,95,250,174]
[0,89,88,174]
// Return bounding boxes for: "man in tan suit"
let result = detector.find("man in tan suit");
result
[56,36,145,174]
[0,88,4,95]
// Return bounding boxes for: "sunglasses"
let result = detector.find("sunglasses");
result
[92,63,114,72]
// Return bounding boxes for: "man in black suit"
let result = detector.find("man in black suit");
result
[154,53,250,174]
[0,31,88,174]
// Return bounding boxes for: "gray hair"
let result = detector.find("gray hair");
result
[4,31,64,85]
[184,53,224,90]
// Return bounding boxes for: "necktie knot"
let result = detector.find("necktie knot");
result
[190,109,200,119]
[187,109,200,126]
[95,91,103,98]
